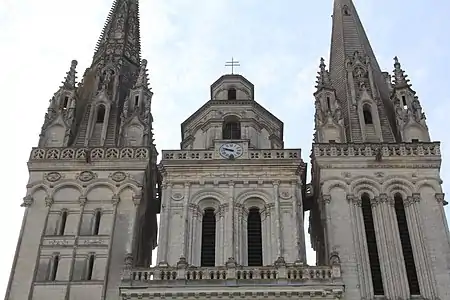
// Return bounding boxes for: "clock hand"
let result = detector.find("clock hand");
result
[223,147,235,152]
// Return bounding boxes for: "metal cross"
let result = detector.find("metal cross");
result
[225,57,240,74]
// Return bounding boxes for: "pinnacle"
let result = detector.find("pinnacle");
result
[315,57,333,92]
[392,56,412,88]
[134,59,150,89]
[61,59,78,90]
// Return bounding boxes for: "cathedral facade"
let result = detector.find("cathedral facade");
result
[4,0,450,300]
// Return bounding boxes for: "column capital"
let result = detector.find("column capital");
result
[370,196,379,207]
[435,193,446,205]
[272,180,280,187]
[412,193,421,203]
[79,196,87,207]
[346,194,355,202]
[379,193,389,203]
[132,194,142,206]
[45,196,54,207]
[112,195,120,206]
[184,181,191,188]
[321,194,332,205]
[21,195,33,207]
[228,180,235,187]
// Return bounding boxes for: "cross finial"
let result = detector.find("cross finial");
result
[225,57,240,74]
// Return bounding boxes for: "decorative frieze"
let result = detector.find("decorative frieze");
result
[30,147,150,161]
[162,149,302,161]
[313,142,441,158]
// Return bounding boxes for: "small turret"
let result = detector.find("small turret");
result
[119,59,154,146]
[313,58,346,143]
[39,60,78,147]
[391,57,430,142]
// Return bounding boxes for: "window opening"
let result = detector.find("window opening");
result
[228,88,237,100]
[247,207,263,266]
[326,97,331,111]
[200,208,216,267]
[50,255,60,281]
[86,254,95,280]
[96,106,106,123]
[363,105,373,125]
[402,96,407,109]
[92,210,101,235]
[58,211,68,235]
[222,121,241,140]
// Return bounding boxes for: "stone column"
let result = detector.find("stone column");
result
[348,195,371,298]
[124,194,141,261]
[234,204,242,264]
[436,193,450,255]
[216,204,225,265]
[370,196,395,298]
[224,181,235,263]
[409,194,437,298]
[188,204,197,265]
[384,195,409,298]
[292,181,302,262]
[263,204,272,264]
[181,182,191,258]
[157,183,171,264]
[273,180,283,260]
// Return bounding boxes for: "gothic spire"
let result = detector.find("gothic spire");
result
[328,0,397,142]
[92,0,141,67]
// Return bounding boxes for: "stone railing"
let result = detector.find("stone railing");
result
[162,149,302,161]
[312,142,441,158]
[29,147,150,161]
[123,263,341,285]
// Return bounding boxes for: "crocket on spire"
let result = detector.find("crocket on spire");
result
[92,0,141,67]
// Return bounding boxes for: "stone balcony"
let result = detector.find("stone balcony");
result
[119,260,344,299]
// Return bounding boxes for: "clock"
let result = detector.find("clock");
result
[219,143,243,159]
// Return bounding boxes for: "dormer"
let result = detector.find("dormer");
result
[210,75,254,101]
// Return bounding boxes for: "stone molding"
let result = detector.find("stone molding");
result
[162,149,302,162]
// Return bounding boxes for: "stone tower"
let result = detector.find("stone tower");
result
[4,1,160,300]
[310,0,450,299]
[119,74,345,298]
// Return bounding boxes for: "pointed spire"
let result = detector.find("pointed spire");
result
[393,56,412,89]
[93,0,141,66]
[315,57,333,92]
[134,59,150,89]
[60,60,78,90]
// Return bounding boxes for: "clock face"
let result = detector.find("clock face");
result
[219,143,243,159]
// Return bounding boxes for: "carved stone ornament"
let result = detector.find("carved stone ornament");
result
[77,171,96,182]
[171,192,184,201]
[111,171,127,182]
[45,172,62,182]
[279,190,291,200]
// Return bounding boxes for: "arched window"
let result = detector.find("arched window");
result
[96,105,106,123]
[394,194,420,295]
[200,208,216,267]
[228,88,237,100]
[326,96,331,111]
[92,210,102,235]
[363,104,373,125]
[58,211,68,236]
[134,95,139,107]
[222,117,241,140]
[361,193,384,295]
[247,207,263,266]
[86,254,95,280]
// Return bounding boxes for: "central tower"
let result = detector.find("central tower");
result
[157,73,307,266]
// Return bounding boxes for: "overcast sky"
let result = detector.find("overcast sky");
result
[1,0,449,295]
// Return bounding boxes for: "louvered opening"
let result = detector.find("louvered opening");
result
[200,208,216,267]
[394,194,420,295]
[247,207,263,266]
[361,193,384,295]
